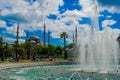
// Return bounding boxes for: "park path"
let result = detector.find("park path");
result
[0,62,55,70]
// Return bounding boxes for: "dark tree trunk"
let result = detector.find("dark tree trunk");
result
[4,51,7,60]
[1,48,4,61]
[27,50,30,60]
[15,48,18,61]
[64,37,66,48]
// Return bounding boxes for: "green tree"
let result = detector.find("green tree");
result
[35,45,42,56]
[13,41,20,61]
[60,32,68,48]
[18,44,26,59]
[24,41,32,60]
[4,43,10,59]
[41,46,48,56]
[55,46,63,57]
[66,43,75,49]
[64,50,68,59]
[47,45,55,56]
[7,45,14,59]
[0,37,4,61]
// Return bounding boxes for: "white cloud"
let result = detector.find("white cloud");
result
[0,0,28,10]
[6,24,26,37]
[0,20,6,28]
[98,4,120,14]
[0,0,81,41]
[5,37,25,44]
[37,0,63,15]
[102,20,117,28]
[0,0,120,45]
[80,0,120,16]
[80,0,96,18]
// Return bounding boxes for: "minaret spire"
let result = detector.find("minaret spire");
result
[75,26,77,43]
[73,33,75,43]
[48,30,50,46]
[94,0,99,31]
[26,31,29,42]
[16,24,19,44]
[43,23,46,46]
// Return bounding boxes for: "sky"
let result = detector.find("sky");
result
[0,0,120,46]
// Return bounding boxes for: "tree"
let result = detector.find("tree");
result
[0,37,4,61]
[64,50,68,59]
[18,44,26,59]
[60,32,68,48]
[41,46,48,55]
[4,43,10,59]
[7,46,14,59]
[35,45,42,56]
[24,41,32,60]
[55,46,63,57]
[66,43,75,49]
[47,45,55,56]
[13,41,20,61]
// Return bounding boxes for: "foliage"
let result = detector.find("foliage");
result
[60,32,68,48]
[40,46,48,55]
[47,45,56,56]
[66,43,75,49]
[64,50,68,59]
[55,46,63,56]
[0,37,4,48]
[34,45,42,56]
[0,36,78,61]
[23,41,32,59]
[13,41,20,61]
[0,37,4,61]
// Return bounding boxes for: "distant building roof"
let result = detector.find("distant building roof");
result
[28,35,43,46]
[32,35,39,39]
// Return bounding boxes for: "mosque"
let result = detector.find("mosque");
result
[27,35,44,46]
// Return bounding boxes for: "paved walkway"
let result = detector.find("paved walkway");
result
[0,62,55,70]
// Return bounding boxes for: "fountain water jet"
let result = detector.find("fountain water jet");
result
[78,0,120,74]
[78,28,120,74]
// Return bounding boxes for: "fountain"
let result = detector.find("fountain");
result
[78,27,120,74]
[78,0,120,74]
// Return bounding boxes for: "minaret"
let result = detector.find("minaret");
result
[48,30,50,46]
[94,0,99,31]
[75,26,77,43]
[43,23,46,46]
[16,24,19,44]
[15,24,19,61]
[26,31,29,42]
[73,33,75,43]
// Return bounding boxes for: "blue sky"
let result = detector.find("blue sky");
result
[0,0,120,46]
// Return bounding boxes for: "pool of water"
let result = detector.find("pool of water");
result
[0,65,120,80]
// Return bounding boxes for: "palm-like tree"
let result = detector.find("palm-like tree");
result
[60,32,68,48]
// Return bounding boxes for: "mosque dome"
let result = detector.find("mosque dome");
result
[32,35,39,39]
[28,35,43,46]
